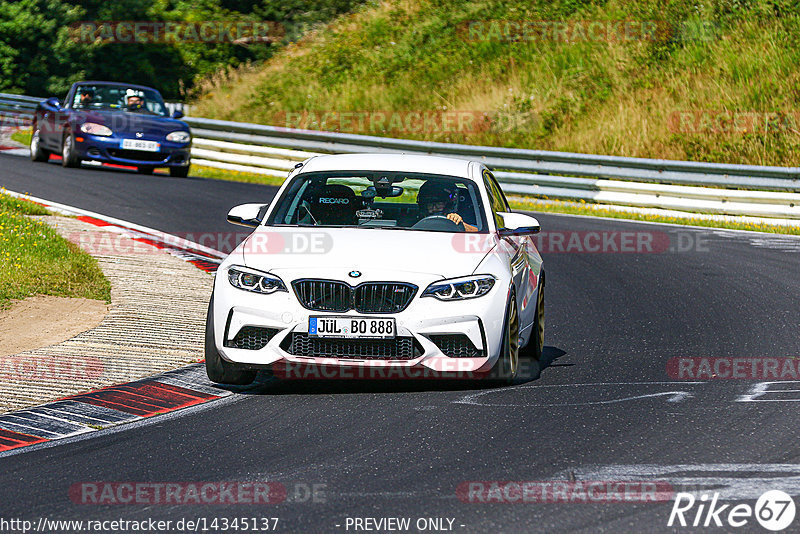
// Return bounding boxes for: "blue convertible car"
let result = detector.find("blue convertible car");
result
[30,81,192,177]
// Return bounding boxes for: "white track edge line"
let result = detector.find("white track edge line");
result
[2,188,227,258]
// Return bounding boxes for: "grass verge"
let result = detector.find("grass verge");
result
[0,192,111,309]
[10,128,31,147]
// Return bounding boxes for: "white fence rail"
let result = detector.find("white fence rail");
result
[3,92,800,221]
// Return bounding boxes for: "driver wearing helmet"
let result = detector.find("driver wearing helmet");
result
[125,88,145,111]
[416,181,478,232]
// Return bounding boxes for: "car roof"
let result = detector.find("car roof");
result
[72,81,160,93]
[299,153,474,179]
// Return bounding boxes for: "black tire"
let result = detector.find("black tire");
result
[169,165,190,178]
[205,298,257,385]
[137,166,155,175]
[488,290,519,386]
[30,127,49,162]
[519,274,545,380]
[61,131,79,168]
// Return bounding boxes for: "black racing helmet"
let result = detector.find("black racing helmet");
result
[417,181,458,213]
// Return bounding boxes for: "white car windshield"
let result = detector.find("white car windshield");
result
[267,172,488,233]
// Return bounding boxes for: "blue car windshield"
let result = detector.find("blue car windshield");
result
[72,85,168,116]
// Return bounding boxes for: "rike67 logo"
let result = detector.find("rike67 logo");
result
[668,490,796,531]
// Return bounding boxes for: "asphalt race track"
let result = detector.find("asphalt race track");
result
[2,154,800,533]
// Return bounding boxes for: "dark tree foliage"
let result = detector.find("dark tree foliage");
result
[0,0,368,99]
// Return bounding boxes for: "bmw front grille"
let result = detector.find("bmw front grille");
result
[292,279,418,314]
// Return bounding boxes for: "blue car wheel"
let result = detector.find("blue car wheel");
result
[61,132,79,168]
[30,128,49,162]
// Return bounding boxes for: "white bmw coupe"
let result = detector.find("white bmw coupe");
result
[205,154,545,385]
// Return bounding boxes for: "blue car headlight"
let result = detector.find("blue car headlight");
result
[166,131,191,143]
[227,266,287,294]
[422,275,495,301]
[80,123,112,136]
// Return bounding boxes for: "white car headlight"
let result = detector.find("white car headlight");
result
[80,122,112,136]
[422,275,495,301]
[166,131,191,143]
[227,266,287,294]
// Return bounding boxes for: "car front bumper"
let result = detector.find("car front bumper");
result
[211,269,510,378]
[74,134,191,167]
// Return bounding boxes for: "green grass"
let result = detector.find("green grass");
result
[190,0,800,168]
[0,193,49,216]
[0,192,111,309]
[10,128,31,147]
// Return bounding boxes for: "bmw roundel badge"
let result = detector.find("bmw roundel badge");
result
[349,270,362,278]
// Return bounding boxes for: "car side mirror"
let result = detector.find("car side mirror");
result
[227,204,266,227]
[171,110,184,119]
[44,97,61,109]
[497,212,540,236]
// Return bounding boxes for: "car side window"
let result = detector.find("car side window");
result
[484,171,510,212]
[482,170,505,228]
[490,177,511,212]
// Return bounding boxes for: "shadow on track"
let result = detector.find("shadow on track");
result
[225,345,568,396]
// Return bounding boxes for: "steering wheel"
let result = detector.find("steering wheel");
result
[411,215,465,232]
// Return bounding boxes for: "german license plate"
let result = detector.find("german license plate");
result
[121,138,160,152]
[309,317,395,339]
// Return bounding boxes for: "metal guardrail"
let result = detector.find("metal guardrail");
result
[0,94,39,126]
[3,92,799,220]
[183,117,800,220]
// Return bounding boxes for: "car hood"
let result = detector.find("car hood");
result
[240,226,499,281]
[72,110,188,136]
